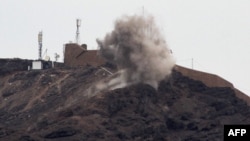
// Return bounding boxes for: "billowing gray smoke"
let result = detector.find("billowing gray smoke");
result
[96,15,175,88]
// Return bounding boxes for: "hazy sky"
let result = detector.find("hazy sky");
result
[1,0,250,96]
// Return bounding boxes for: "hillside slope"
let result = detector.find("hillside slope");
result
[0,59,249,141]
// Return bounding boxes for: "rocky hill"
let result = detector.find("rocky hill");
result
[0,59,249,141]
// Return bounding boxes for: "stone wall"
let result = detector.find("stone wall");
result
[175,65,250,105]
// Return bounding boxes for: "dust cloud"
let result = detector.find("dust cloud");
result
[96,14,175,89]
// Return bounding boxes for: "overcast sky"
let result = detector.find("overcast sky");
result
[0,0,250,96]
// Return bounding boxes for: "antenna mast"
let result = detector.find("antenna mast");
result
[38,31,43,60]
[75,19,81,44]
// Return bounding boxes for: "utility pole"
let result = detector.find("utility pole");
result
[55,53,60,62]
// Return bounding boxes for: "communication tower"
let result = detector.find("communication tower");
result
[38,31,43,60]
[75,19,81,44]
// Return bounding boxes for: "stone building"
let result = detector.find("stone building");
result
[64,43,106,67]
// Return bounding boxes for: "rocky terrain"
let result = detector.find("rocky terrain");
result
[0,59,249,141]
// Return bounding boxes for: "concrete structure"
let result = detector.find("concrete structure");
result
[64,43,106,67]
[32,61,43,70]
[32,60,53,70]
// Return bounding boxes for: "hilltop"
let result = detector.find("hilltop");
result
[0,58,249,141]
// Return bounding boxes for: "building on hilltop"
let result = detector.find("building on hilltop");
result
[64,43,106,67]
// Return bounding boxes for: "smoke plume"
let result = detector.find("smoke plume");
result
[96,14,175,88]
